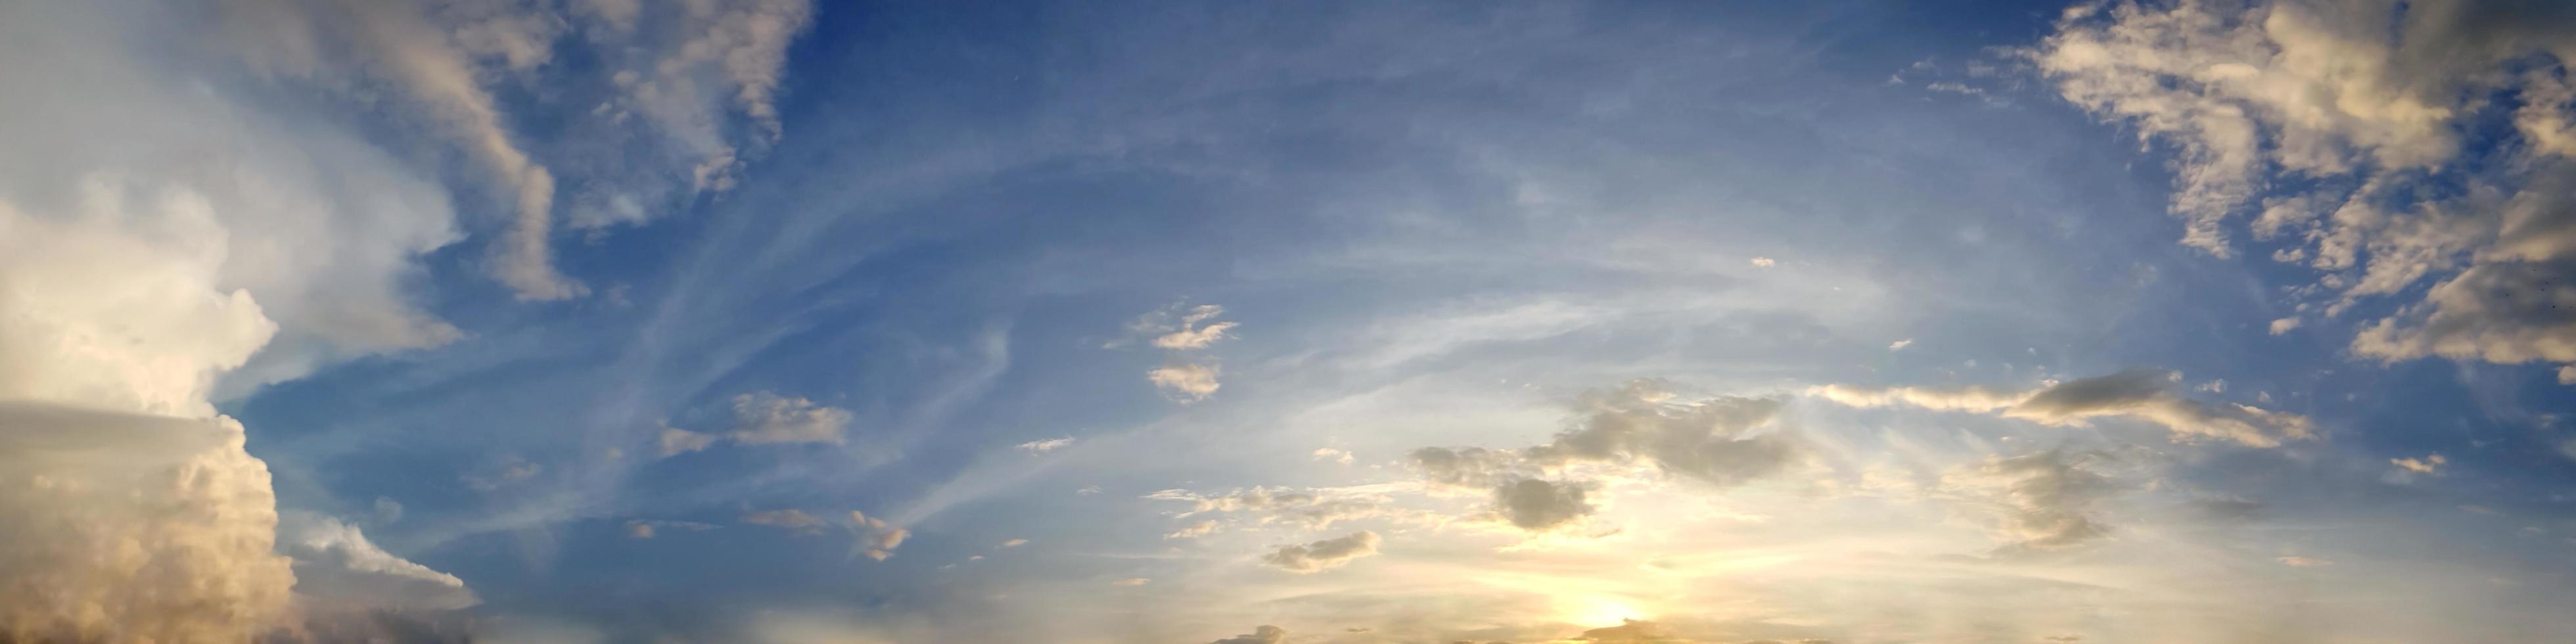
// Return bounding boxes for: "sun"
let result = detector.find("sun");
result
[1559,595,1645,628]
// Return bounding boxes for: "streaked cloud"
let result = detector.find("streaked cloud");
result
[1259,531,1381,573]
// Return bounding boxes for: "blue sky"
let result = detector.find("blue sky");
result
[6,1,2576,643]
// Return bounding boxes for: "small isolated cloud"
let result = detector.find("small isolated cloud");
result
[1149,363,1224,401]
[2278,556,2335,567]
[1111,578,1151,586]
[743,509,829,534]
[623,519,718,540]
[1811,369,2315,448]
[1888,338,1915,351]
[1943,450,2123,553]
[848,511,909,561]
[374,496,404,524]
[2560,365,2575,385]
[1124,302,1236,401]
[2269,317,2302,335]
[1209,626,1287,644]
[2391,453,2448,476]
[1017,436,1076,453]
[1261,531,1381,573]
[1749,256,1776,267]
[658,391,852,457]
[1000,538,1029,547]
[1312,447,1355,465]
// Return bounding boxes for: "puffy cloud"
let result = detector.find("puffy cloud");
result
[848,511,909,562]
[1150,363,1225,401]
[1124,302,1237,400]
[657,392,852,457]
[1525,382,1799,486]
[1749,256,1777,267]
[727,392,852,446]
[0,405,296,642]
[1811,369,2314,448]
[1260,531,1382,573]
[1017,436,1076,453]
[1494,478,1596,532]
[1313,447,1356,465]
[1943,450,2123,553]
[1887,338,1914,351]
[2034,0,2576,377]
[276,513,478,612]
[1209,625,1288,644]
[2391,453,2449,476]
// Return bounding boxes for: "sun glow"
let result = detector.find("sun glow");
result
[1559,595,1645,628]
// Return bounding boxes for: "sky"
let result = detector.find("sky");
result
[4,0,2576,643]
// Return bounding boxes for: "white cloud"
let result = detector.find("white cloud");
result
[1000,538,1029,547]
[1149,486,1398,530]
[1888,338,1914,351]
[1260,531,1382,573]
[1812,369,2314,448]
[2391,453,2448,476]
[2035,0,2576,376]
[847,511,910,561]
[1749,256,1777,267]
[1017,436,1076,453]
[2562,365,2576,385]
[1150,363,1224,402]
[1312,447,1356,465]
[277,512,479,612]
[658,391,852,457]
[1124,302,1237,400]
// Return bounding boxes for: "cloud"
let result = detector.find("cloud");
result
[1260,531,1382,573]
[1000,538,1029,547]
[2278,556,2335,567]
[1149,486,1397,530]
[1017,436,1076,453]
[1208,626,1288,644]
[1887,338,1914,351]
[1124,302,1237,400]
[1811,369,2315,448]
[1111,578,1151,586]
[2391,453,2448,476]
[1313,447,1356,465]
[1494,478,1597,532]
[1525,381,1799,486]
[2034,0,2576,377]
[624,519,718,540]
[847,511,910,561]
[277,513,479,612]
[1943,450,2123,553]
[743,509,829,534]
[0,405,296,641]
[2270,317,2302,335]
[658,391,852,457]
[210,0,819,297]
[1749,256,1777,267]
[1166,520,1222,540]
[1150,363,1225,401]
